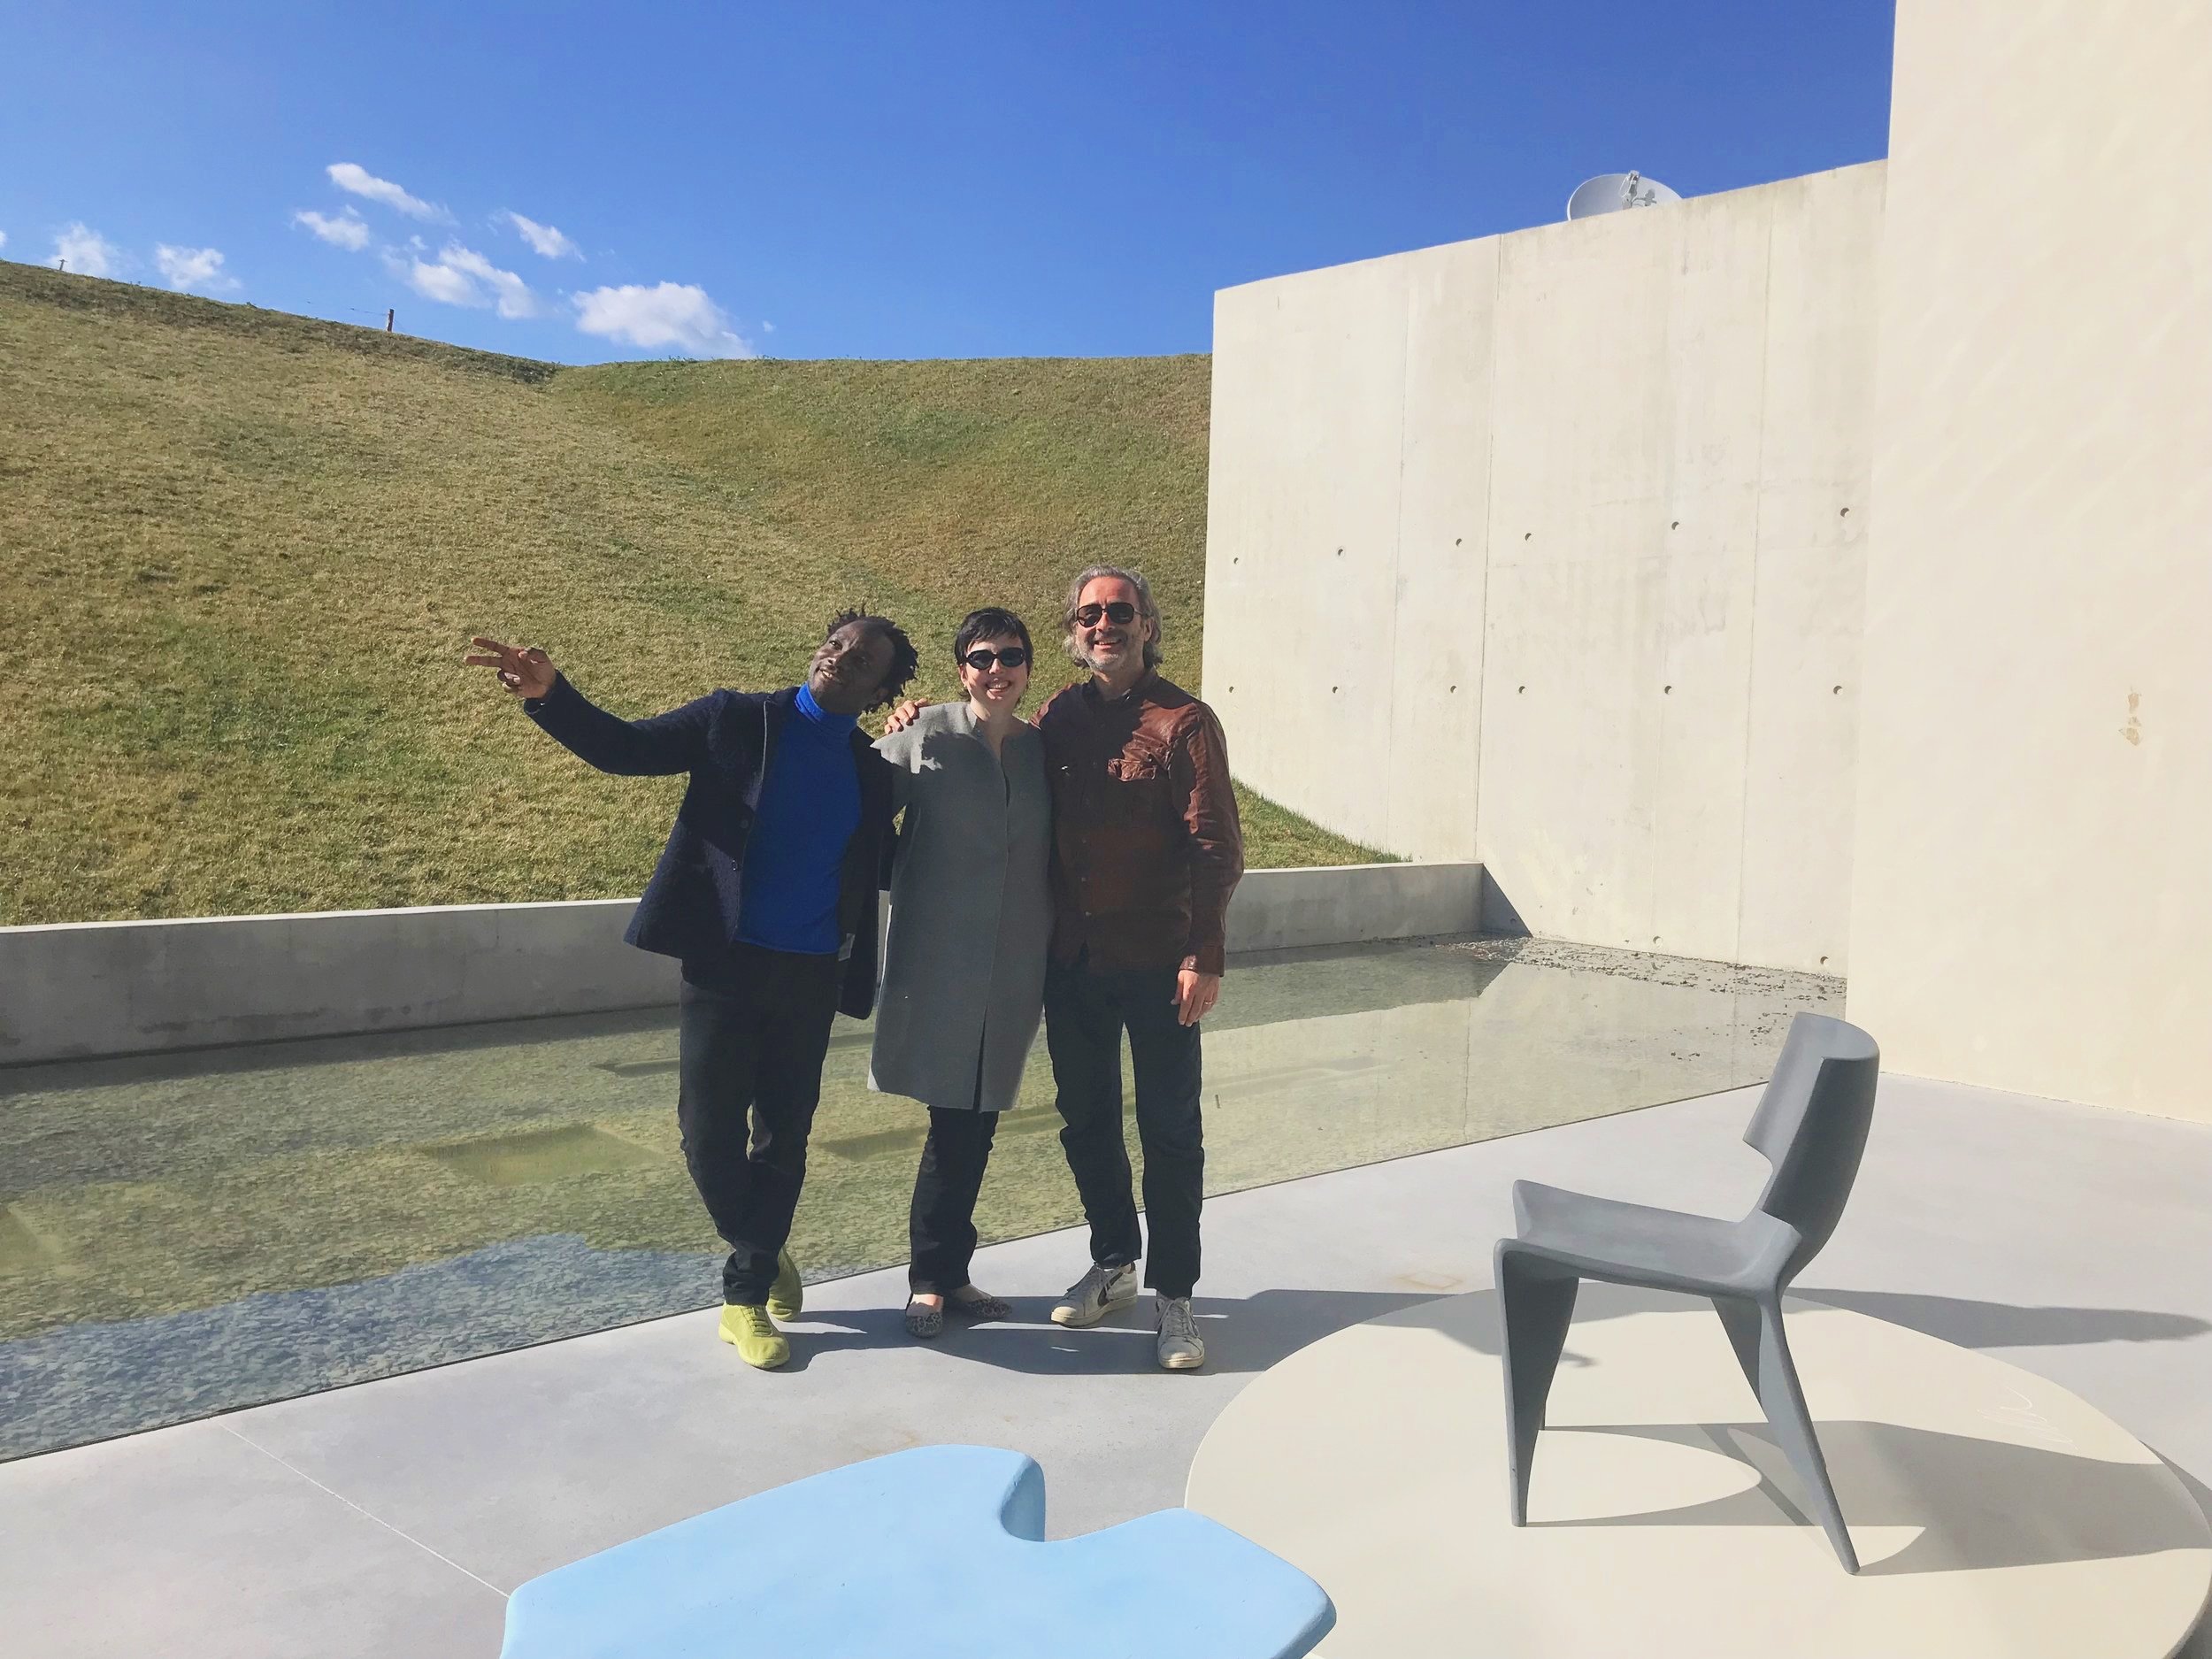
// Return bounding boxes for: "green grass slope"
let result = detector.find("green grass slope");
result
[0,262,1386,926]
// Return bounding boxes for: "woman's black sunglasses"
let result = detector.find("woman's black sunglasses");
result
[961,647,1029,672]
[1074,601,1138,627]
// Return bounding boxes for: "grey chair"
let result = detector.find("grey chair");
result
[1494,1012,1880,1572]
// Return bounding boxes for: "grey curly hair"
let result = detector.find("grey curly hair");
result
[1060,565,1163,670]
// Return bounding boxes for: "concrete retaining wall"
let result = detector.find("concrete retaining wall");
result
[0,863,1484,1065]
[1203,162,1884,975]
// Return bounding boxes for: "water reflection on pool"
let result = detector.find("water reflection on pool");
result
[0,935,1838,1458]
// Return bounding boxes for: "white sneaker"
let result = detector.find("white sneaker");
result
[1155,1295,1206,1371]
[1049,1262,1139,1327]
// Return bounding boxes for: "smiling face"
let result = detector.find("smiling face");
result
[806,620,895,715]
[958,633,1031,716]
[1072,574,1155,677]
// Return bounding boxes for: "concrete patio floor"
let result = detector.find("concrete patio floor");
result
[5,1071,2208,1658]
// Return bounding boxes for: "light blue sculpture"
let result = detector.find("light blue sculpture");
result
[501,1444,1336,1658]
[1495,1011,1882,1571]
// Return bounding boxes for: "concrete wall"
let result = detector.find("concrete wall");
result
[1844,2,2212,1121]
[0,902,679,1064]
[0,864,1483,1064]
[1204,163,1884,974]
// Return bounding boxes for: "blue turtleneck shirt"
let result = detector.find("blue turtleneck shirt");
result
[735,682,861,956]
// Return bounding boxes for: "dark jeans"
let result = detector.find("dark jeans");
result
[908,1106,1001,1294]
[677,946,844,1304]
[1043,953,1204,1298]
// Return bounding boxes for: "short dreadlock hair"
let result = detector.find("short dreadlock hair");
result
[826,608,919,710]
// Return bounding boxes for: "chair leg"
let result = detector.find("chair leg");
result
[1495,1247,1578,1526]
[1747,1298,1860,1573]
[1711,1296,1763,1399]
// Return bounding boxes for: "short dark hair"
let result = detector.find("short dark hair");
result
[953,607,1033,667]
[827,608,919,710]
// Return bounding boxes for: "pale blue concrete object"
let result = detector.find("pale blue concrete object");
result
[500,1444,1337,1659]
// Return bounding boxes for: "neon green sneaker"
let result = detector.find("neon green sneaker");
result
[718,1303,790,1371]
[767,1248,803,1322]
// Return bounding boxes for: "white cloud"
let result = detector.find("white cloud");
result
[502,211,580,260]
[55,221,123,277]
[295,208,372,250]
[761,320,776,334]
[439,244,542,319]
[388,243,543,319]
[394,252,480,307]
[572,282,753,358]
[327,162,446,220]
[0,230,8,252]
[156,244,240,294]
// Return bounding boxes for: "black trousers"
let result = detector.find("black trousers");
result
[677,946,844,1305]
[907,1106,1001,1294]
[1043,953,1205,1298]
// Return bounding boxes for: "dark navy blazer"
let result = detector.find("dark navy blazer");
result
[526,673,895,1019]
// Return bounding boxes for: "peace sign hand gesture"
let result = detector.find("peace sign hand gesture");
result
[465,637,556,700]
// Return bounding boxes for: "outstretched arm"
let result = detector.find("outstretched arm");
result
[465,636,715,777]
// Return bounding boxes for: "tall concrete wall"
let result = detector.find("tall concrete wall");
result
[1844,2,2212,1121]
[1203,163,1884,974]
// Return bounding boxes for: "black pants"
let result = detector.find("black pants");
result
[1044,953,1205,1298]
[907,1106,1000,1294]
[677,946,844,1305]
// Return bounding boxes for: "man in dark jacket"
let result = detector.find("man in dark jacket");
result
[466,611,918,1370]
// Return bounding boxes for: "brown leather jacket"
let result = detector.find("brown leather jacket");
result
[1036,671,1244,976]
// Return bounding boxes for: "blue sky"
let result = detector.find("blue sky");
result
[0,2,1893,364]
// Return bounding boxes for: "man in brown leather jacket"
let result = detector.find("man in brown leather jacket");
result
[1035,565,1243,1371]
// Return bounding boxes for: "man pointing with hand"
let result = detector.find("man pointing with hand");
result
[466,612,917,1372]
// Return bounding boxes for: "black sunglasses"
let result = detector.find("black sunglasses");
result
[1074,602,1138,627]
[961,647,1029,672]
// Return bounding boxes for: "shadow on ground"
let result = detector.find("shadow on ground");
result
[785,1286,1441,1378]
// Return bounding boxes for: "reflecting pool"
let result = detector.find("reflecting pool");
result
[0,935,1839,1458]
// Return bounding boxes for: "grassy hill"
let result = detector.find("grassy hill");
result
[0,260,1380,926]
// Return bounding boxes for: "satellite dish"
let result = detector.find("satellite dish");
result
[1565,171,1682,221]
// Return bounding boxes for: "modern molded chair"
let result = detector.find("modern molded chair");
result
[1494,1011,1880,1571]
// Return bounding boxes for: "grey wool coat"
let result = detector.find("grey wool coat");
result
[870,702,1053,1113]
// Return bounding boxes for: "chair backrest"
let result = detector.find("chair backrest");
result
[1743,1013,1881,1271]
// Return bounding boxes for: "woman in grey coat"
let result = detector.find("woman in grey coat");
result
[872,607,1053,1338]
